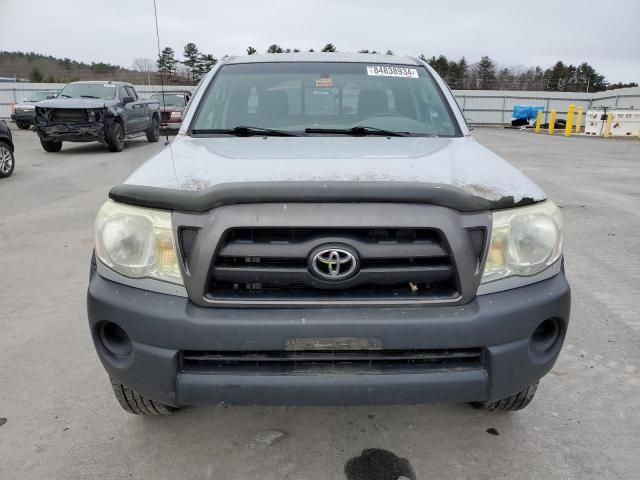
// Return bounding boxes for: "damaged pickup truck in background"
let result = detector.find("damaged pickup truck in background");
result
[34,81,160,153]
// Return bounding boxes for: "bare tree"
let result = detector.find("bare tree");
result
[132,57,156,73]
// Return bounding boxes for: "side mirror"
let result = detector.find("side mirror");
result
[46,94,55,99]
[123,96,135,105]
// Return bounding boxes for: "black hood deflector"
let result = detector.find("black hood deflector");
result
[109,181,537,213]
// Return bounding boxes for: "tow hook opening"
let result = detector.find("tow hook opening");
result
[99,322,133,357]
[530,318,563,357]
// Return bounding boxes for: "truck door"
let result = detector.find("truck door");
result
[121,86,145,132]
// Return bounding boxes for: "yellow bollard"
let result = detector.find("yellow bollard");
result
[604,112,613,138]
[575,107,583,133]
[548,110,556,135]
[535,110,543,133]
[564,104,575,137]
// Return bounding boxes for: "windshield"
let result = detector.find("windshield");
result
[58,83,116,100]
[190,62,461,136]
[150,93,187,106]
[26,91,53,102]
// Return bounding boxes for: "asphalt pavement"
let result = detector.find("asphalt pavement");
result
[1,127,639,480]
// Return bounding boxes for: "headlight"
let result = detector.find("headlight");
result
[94,200,183,285]
[482,201,563,283]
[170,111,182,120]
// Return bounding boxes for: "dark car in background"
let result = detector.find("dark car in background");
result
[149,91,191,131]
[11,90,58,129]
[0,120,15,178]
[35,81,160,153]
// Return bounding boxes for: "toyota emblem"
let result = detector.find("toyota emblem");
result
[309,245,359,281]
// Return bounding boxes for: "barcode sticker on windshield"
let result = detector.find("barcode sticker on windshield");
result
[367,65,419,78]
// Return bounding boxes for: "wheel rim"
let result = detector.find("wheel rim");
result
[0,147,13,174]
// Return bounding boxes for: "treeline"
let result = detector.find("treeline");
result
[154,42,341,83]
[155,43,218,83]
[0,50,148,83]
[2,48,637,92]
[417,54,637,92]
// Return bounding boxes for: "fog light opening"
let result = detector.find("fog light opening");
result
[530,318,561,356]
[99,322,133,357]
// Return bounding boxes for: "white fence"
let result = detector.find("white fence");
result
[452,87,640,125]
[1,82,638,125]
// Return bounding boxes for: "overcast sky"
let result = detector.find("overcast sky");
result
[1,0,638,83]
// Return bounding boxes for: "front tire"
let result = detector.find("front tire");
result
[146,115,160,143]
[0,142,15,178]
[471,381,539,412]
[40,139,63,152]
[106,122,125,152]
[109,377,176,416]
[16,121,30,130]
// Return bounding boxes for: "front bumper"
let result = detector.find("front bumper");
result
[87,265,570,407]
[36,122,105,143]
[12,111,35,123]
[161,121,181,130]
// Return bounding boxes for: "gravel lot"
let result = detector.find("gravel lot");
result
[1,127,639,480]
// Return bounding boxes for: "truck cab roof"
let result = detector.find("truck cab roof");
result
[223,52,421,65]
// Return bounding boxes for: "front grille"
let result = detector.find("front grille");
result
[206,227,459,302]
[161,111,172,122]
[51,109,88,123]
[182,348,483,374]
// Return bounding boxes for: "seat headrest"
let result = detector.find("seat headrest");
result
[358,89,389,117]
[257,90,289,116]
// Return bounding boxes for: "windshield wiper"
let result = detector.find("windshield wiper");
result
[80,95,101,99]
[59,94,71,98]
[190,126,302,137]
[305,126,409,137]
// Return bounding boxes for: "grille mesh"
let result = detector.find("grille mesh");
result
[50,109,88,123]
[179,227,199,268]
[182,348,483,373]
[468,228,487,267]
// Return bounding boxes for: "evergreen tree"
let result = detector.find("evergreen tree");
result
[157,47,178,78]
[246,46,257,55]
[575,62,606,92]
[196,53,217,81]
[476,56,496,89]
[497,67,513,89]
[321,43,337,52]
[453,57,468,88]
[267,44,283,53]
[29,68,43,82]
[183,42,200,83]
[429,55,450,81]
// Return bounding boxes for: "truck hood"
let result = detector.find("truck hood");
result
[111,135,546,212]
[14,102,36,110]
[36,98,115,109]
